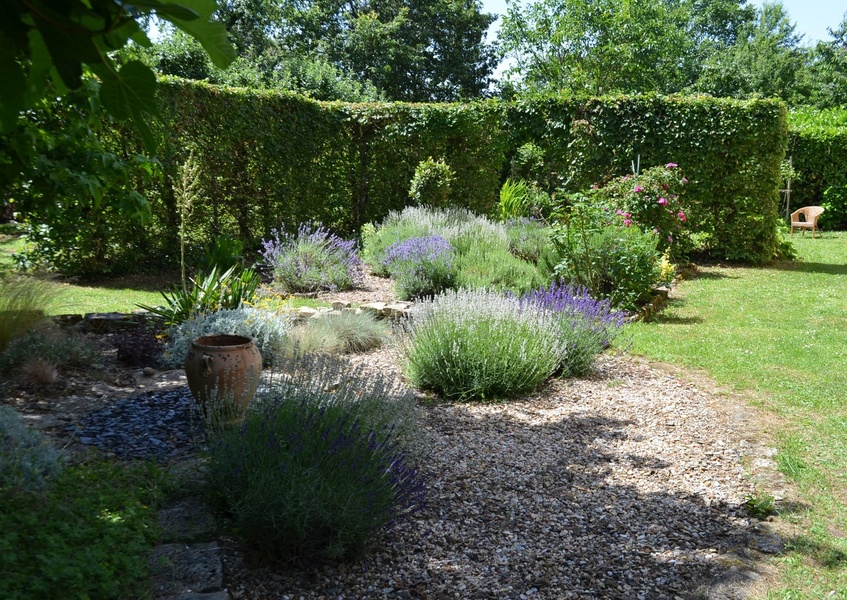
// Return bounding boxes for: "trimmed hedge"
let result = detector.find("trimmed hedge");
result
[90,81,789,271]
[788,108,847,230]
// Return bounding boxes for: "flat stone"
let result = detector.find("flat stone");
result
[331,300,351,309]
[360,302,386,316]
[78,312,144,333]
[148,542,223,597]
[383,302,412,318]
[296,306,319,318]
[169,592,229,600]
[157,496,218,542]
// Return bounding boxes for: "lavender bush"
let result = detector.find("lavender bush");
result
[521,282,628,377]
[261,223,363,293]
[383,235,456,300]
[398,289,565,400]
[205,356,424,561]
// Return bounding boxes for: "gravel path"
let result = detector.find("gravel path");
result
[221,352,771,600]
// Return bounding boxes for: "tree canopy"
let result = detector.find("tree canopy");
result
[0,0,235,149]
[138,0,499,101]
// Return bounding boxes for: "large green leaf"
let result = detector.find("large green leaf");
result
[99,60,159,150]
[24,30,52,106]
[165,0,236,69]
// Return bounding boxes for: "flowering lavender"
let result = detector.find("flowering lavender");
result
[261,223,363,293]
[382,235,456,300]
[521,282,628,377]
[205,355,425,561]
[398,288,565,400]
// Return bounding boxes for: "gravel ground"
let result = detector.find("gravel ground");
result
[221,349,770,600]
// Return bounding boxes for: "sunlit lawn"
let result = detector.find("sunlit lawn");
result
[627,231,847,598]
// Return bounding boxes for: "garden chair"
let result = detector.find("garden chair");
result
[790,206,825,238]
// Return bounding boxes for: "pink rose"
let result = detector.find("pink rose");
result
[624,219,632,227]
[634,186,644,193]
[657,197,668,206]
[666,163,678,168]
[678,211,686,222]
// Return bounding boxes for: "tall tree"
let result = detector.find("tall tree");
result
[692,2,806,102]
[803,12,847,108]
[499,0,696,96]
[143,0,498,101]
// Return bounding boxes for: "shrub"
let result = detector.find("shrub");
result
[361,206,479,275]
[548,195,665,311]
[0,406,64,493]
[205,355,424,561]
[504,218,552,264]
[198,234,245,273]
[138,265,260,327]
[498,178,553,220]
[161,307,291,368]
[0,275,55,353]
[281,311,389,357]
[409,157,454,207]
[383,235,456,300]
[594,163,691,257]
[398,288,565,400]
[0,460,165,600]
[0,329,99,375]
[113,324,164,367]
[520,283,627,377]
[455,245,543,294]
[261,223,363,293]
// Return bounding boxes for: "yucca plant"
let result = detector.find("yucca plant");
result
[138,265,259,327]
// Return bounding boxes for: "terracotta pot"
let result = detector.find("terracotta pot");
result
[184,334,262,421]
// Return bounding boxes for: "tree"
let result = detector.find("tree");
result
[499,0,696,96]
[0,0,235,150]
[803,13,847,108]
[141,0,498,101]
[692,2,806,102]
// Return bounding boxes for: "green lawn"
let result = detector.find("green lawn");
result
[628,232,847,598]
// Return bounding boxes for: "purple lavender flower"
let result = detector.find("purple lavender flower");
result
[521,282,628,376]
[261,223,363,293]
[382,236,456,300]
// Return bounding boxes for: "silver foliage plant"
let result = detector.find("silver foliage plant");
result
[397,288,567,400]
[161,307,292,368]
[0,406,65,493]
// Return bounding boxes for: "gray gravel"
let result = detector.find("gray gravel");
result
[222,353,764,600]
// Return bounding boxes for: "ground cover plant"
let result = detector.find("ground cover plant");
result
[0,451,166,600]
[627,232,847,597]
[205,355,424,561]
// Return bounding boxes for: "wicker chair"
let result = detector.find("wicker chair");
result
[790,206,825,238]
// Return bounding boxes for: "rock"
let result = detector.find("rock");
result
[157,496,218,542]
[332,300,352,310]
[169,592,229,600]
[383,302,412,319]
[143,367,157,377]
[360,302,386,316]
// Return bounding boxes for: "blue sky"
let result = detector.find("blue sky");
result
[480,0,847,45]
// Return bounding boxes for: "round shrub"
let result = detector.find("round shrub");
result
[261,223,363,293]
[383,235,456,300]
[161,307,291,368]
[0,406,64,493]
[398,289,565,401]
[520,283,628,377]
[409,157,454,207]
[205,357,424,561]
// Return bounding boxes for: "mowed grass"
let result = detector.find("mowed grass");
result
[627,231,847,598]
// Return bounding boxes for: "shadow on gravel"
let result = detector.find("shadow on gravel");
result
[229,402,759,599]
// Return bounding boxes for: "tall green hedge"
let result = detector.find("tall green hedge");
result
[97,81,788,272]
[506,94,787,262]
[787,109,847,230]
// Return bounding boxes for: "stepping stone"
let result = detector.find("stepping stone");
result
[148,542,223,598]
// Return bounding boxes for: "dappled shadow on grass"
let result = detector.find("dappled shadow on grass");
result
[786,535,847,570]
[648,299,704,325]
[73,271,181,293]
[767,261,847,276]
